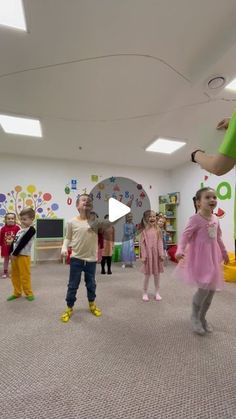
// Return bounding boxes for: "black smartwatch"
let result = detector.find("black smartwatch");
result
[191,149,205,163]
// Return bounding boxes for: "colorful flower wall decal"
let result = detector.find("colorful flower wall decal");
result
[0,185,59,226]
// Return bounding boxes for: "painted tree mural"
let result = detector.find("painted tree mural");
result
[0,184,59,226]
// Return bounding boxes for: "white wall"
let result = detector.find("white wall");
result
[170,162,235,252]
[0,154,171,261]
[0,154,234,259]
[0,154,170,219]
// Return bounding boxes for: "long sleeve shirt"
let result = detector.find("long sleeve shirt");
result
[62,217,97,262]
[11,226,36,256]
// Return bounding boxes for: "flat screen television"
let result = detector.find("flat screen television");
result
[36,219,64,239]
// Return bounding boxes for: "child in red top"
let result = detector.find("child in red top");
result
[0,213,20,278]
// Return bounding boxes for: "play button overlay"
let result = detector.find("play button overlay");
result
[108,198,130,222]
[88,176,151,243]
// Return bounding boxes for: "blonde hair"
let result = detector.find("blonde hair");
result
[140,210,161,239]
[158,216,166,228]
[76,194,92,206]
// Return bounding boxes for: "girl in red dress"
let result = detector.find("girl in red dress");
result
[0,213,20,278]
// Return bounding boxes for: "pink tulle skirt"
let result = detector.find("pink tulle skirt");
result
[173,242,224,290]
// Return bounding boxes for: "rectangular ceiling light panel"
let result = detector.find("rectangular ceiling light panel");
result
[0,115,42,137]
[0,0,27,31]
[146,138,186,154]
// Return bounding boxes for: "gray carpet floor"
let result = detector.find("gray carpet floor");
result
[0,262,236,419]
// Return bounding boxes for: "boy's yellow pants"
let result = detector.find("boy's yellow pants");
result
[11,256,33,297]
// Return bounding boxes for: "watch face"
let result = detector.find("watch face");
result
[192,150,202,162]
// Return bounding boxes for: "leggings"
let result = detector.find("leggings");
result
[143,274,160,292]
[3,256,10,273]
[101,256,112,272]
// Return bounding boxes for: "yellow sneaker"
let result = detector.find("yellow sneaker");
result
[60,307,73,323]
[89,302,102,317]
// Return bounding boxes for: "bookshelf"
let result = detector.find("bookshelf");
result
[159,193,179,247]
[134,240,140,259]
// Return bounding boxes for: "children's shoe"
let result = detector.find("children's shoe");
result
[155,293,162,301]
[192,323,206,336]
[142,293,149,302]
[7,295,20,301]
[2,273,8,278]
[191,316,206,336]
[122,264,126,269]
[107,270,112,275]
[61,307,73,323]
[89,302,102,317]
[26,295,35,301]
[191,301,205,335]
[101,270,106,274]
[201,319,213,333]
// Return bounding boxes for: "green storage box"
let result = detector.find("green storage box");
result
[112,244,122,262]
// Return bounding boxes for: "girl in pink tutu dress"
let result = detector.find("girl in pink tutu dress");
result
[175,187,229,336]
[140,210,164,302]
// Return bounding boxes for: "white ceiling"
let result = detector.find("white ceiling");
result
[0,0,236,169]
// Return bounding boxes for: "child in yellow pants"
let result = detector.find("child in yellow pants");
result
[11,255,33,298]
[7,208,36,302]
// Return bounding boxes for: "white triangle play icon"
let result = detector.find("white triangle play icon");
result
[108,198,131,222]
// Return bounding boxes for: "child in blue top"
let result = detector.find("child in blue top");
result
[121,213,136,268]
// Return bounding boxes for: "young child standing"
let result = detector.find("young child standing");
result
[140,210,164,301]
[61,194,102,322]
[175,187,229,335]
[7,208,36,301]
[101,214,115,275]
[157,216,168,249]
[0,213,20,278]
[121,213,136,268]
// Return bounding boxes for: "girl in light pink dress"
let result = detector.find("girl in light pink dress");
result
[175,187,229,336]
[140,210,164,302]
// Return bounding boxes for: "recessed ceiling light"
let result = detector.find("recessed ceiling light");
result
[225,78,236,91]
[145,138,186,154]
[208,76,225,89]
[0,115,42,137]
[0,0,27,31]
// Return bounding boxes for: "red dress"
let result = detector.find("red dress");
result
[0,224,21,257]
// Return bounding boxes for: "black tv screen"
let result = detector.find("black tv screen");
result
[36,219,64,239]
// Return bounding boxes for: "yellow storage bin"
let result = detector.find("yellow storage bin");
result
[224,252,236,283]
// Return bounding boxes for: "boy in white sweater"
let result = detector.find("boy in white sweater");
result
[61,194,102,322]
